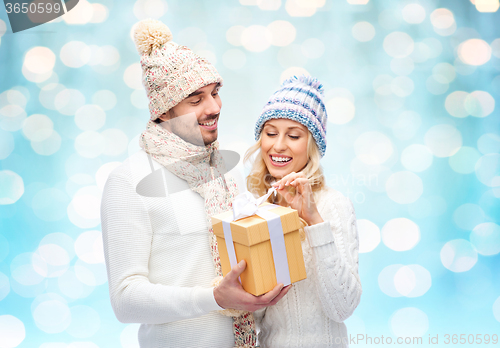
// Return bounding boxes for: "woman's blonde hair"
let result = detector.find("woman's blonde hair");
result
[244,129,325,200]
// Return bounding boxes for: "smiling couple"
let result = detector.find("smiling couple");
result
[100,19,362,348]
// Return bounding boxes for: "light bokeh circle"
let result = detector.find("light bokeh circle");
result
[75,230,105,264]
[357,219,381,253]
[383,31,414,58]
[241,25,272,52]
[402,3,426,24]
[120,324,141,348]
[382,218,420,251]
[458,39,492,66]
[267,20,296,46]
[477,133,500,154]
[464,91,495,117]
[394,265,431,297]
[386,171,423,204]
[352,21,375,42]
[470,222,500,256]
[440,239,478,272]
[494,297,500,323]
[445,91,469,118]
[390,307,429,338]
[0,315,25,348]
[354,131,393,165]
[424,124,462,157]
[378,264,404,297]
[401,144,433,172]
[448,146,481,174]
[326,97,355,124]
[32,299,71,333]
[66,305,101,338]
[453,203,485,230]
[0,170,24,205]
[475,153,500,187]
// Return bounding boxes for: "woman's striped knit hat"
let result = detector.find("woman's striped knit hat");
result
[254,75,328,157]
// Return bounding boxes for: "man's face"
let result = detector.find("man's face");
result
[158,83,222,146]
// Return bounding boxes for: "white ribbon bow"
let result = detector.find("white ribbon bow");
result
[231,187,277,220]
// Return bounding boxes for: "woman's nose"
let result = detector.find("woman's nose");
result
[273,135,287,152]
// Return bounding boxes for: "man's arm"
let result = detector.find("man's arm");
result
[101,173,220,324]
[101,172,291,324]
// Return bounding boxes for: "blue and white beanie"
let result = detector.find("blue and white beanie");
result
[254,75,328,157]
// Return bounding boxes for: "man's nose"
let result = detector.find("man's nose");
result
[205,94,221,116]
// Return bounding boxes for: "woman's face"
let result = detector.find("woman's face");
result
[260,119,309,179]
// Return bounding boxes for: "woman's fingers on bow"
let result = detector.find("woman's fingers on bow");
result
[272,172,305,190]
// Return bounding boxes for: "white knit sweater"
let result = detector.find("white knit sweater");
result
[100,150,235,348]
[254,187,362,348]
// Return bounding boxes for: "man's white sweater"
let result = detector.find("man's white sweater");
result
[100,150,234,348]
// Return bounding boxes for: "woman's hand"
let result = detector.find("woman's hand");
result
[272,172,324,225]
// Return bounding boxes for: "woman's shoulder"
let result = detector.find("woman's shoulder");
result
[315,185,350,203]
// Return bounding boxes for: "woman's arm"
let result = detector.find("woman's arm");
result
[100,173,221,324]
[304,193,362,323]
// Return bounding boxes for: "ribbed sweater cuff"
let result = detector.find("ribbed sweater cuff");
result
[193,287,224,313]
[305,221,335,248]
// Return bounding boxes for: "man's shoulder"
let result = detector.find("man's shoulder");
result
[108,150,158,182]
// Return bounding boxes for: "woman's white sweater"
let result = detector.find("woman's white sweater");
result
[254,186,362,348]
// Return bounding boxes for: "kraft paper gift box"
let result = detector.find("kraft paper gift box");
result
[211,202,307,296]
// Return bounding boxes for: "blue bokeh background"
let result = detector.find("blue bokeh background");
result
[0,0,499,347]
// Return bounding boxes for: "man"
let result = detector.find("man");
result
[100,19,289,348]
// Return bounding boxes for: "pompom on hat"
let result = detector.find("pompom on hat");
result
[254,75,328,157]
[132,19,223,120]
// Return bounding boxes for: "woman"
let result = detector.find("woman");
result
[244,76,362,348]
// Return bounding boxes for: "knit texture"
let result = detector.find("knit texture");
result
[139,122,257,347]
[254,75,328,157]
[133,19,223,120]
[101,150,235,347]
[254,187,362,348]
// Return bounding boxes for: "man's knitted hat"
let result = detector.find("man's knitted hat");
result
[254,75,328,157]
[133,19,223,120]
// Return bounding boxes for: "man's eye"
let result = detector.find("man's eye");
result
[191,99,201,105]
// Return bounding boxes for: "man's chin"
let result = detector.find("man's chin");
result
[202,130,218,145]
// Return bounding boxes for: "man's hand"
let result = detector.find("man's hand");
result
[214,260,292,312]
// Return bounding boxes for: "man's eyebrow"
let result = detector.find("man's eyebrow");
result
[187,83,221,98]
[187,90,203,98]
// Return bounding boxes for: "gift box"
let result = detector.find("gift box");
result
[211,202,307,296]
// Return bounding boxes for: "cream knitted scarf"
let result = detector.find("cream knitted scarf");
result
[140,120,256,348]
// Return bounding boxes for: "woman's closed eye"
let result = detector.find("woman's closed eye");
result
[289,135,300,140]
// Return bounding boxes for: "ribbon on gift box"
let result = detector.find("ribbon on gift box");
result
[221,188,291,286]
